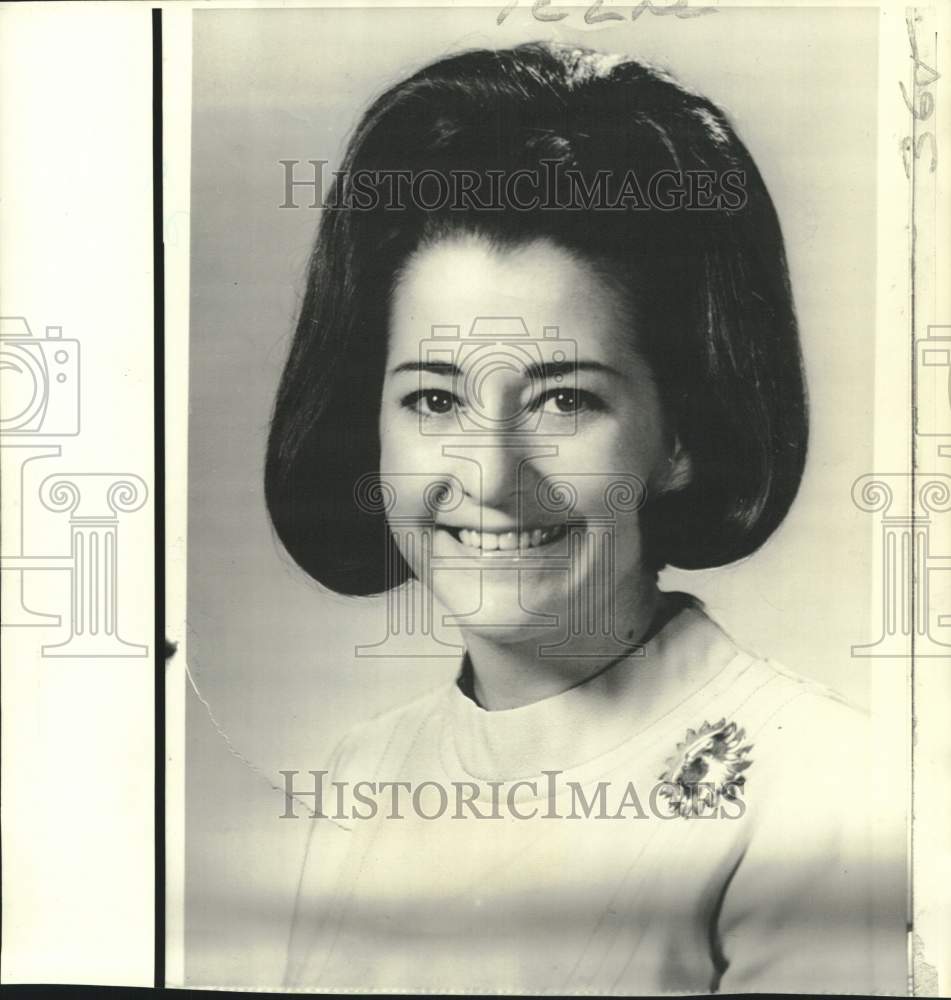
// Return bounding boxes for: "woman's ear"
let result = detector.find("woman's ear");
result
[663,437,693,493]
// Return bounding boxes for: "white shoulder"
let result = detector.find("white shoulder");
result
[328,681,452,783]
[736,657,869,759]
[713,660,907,994]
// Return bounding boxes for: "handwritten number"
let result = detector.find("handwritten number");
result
[901,133,938,178]
[912,58,940,89]
[898,82,934,122]
[905,15,940,88]
[900,14,940,178]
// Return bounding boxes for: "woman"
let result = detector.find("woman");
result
[265,42,905,994]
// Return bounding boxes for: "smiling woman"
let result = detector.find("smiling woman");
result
[380,235,676,706]
[262,40,905,996]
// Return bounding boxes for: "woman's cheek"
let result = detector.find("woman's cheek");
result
[379,405,419,470]
[379,429,447,519]
[554,418,644,477]
[606,406,669,484]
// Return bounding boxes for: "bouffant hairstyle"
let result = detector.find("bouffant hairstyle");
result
[265,41,808,596]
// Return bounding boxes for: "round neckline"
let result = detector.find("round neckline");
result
[439,601,751,782]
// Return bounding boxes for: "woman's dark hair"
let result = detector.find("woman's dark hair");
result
[265,41,808,596]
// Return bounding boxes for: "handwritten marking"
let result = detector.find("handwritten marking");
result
[497,0,716,27]
[900,12,939,178]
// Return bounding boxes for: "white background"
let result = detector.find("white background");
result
[0,3,155,986]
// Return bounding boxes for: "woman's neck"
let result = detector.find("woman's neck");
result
[462,575,669,711]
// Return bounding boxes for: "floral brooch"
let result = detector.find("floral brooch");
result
[658,718,754,818]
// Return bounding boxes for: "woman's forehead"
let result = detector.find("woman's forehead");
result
[387,233,635,362]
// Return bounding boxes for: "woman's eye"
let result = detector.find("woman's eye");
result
[402,389,460,416]
[539,388,604,415]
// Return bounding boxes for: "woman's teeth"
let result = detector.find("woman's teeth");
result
[453,524,568,550]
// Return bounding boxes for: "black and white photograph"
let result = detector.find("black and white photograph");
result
[1,0,948,995]
[181,3,913,993]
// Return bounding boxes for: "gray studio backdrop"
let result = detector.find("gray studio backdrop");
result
[185,6,879,987]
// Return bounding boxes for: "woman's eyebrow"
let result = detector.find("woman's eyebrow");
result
[390,360,460,377]
[388,359,622,379]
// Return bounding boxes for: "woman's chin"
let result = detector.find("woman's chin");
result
[432,580,569,648]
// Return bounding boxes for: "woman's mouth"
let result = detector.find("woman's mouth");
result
[441,523,569,551]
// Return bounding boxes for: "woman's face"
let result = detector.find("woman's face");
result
[379,233,683,648]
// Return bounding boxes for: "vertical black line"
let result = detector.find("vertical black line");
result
[152,6,166,989]
[906,9,918,985]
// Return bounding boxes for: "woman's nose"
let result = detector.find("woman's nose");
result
[445,438,556,513]
[470,440,522,509]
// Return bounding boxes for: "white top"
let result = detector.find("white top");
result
[285,602,907,994]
